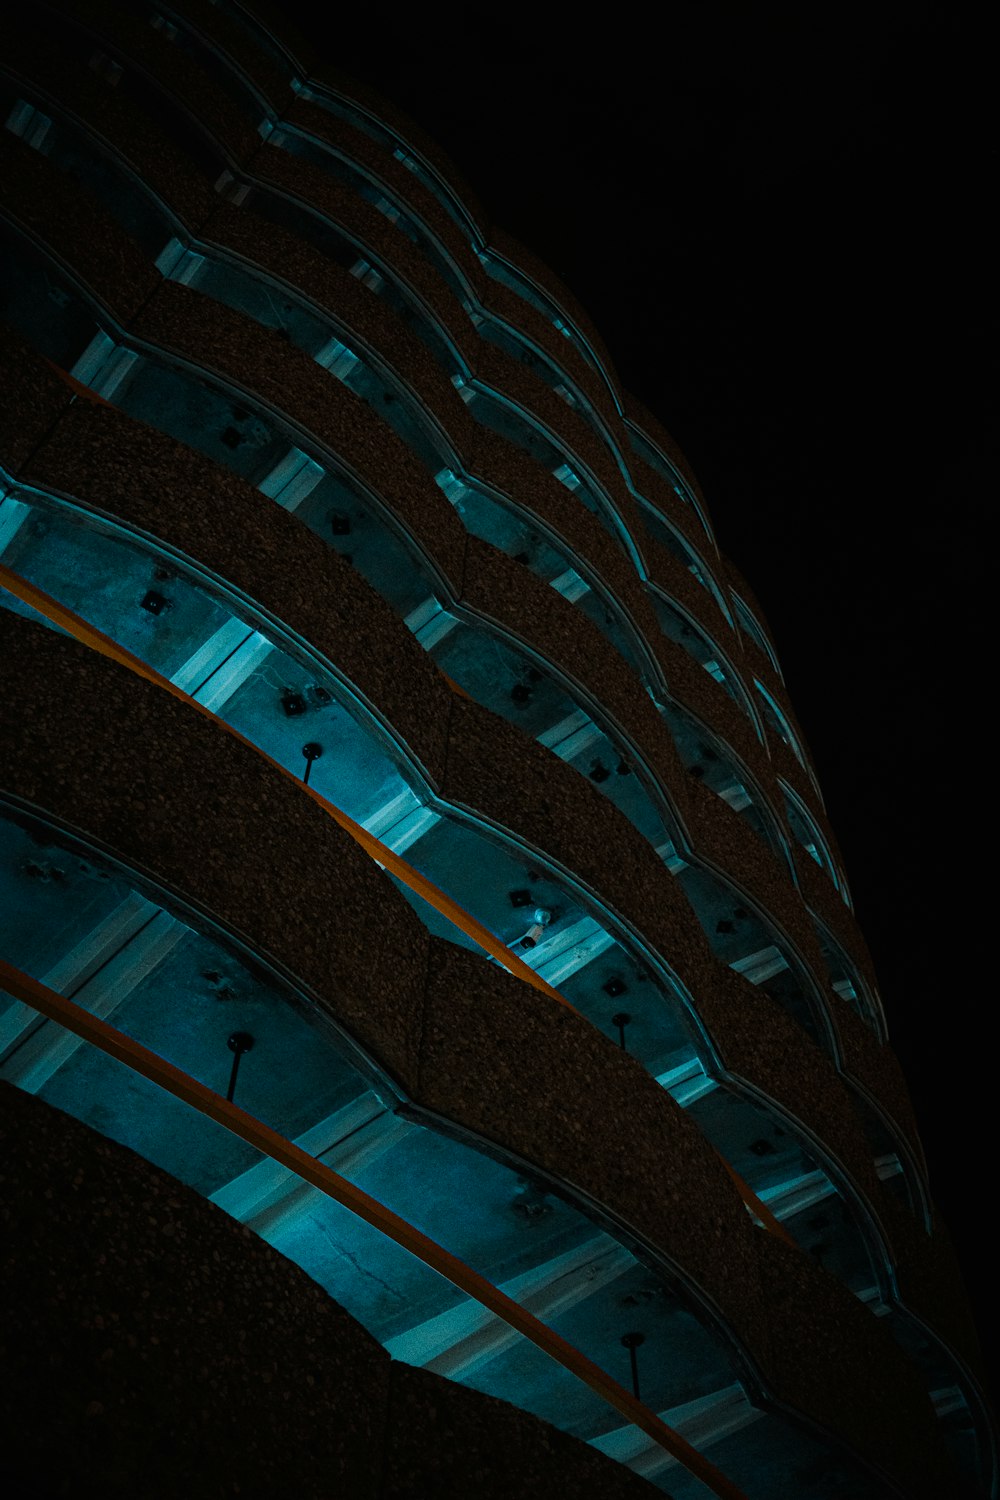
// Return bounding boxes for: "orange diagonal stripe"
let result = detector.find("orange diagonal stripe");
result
[0,561,567,1007]
[0,959,751,1500]
[0,560,792,1246]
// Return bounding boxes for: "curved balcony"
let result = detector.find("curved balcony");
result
[476,274,624,437]
[0,510,926,1370]
[280,93,486,294]
[0,633,960,1497]
[129,0,718,580]
[792,850,885,1033]
[3,5,989,1490]
[5,1073,690,1497]
[624,405,717,552]
[653,636,766,783]
[487,225,624,408]
[11,0,731,621]
[2,16,219,231]
[0,476,820,1109]
[3,37,747,712]
[0,179,794,916]
[623,391,712,534]
[2,108,671,699]
[781,779,844,895]
[0,252,911,1197]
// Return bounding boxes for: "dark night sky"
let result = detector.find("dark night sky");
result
[287,5,992,1379]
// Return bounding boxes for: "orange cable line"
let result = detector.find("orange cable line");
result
[0,559,794,1247]
[0,958,750,1500]
[0,562,564,1007]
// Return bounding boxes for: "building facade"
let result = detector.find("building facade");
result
[0,3,992,1496]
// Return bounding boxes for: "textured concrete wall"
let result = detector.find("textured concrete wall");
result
[0,1082,663,1500]
[0,621,959,1496]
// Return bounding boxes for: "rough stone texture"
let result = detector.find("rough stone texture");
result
[460,536,689,813]
[835,999,926,1174]
[722,556,782,659]
[283,96,485,293]
[0,1082,390,1500]
[735,761,796,859]
[464,428,666,651]
[751,1236,955,1500]
[2,1083,668,1500]
[630,444,719,561]
[622,391,709,517]
[642,528,734,647]
[168,0,295,111]
[294,63,491,235]
[732,624,787,707]
[728,618,776,687]
[734,638,838,850]
[237,0,324,77]
[681,774,838,1027]
[0,324,72,471]
[252,145,481,368]
[24,400,452,782]
[792,840,879,990]
[53,0,261,164]
[461,423,674,702]
[419,942,755,1290]
[1,23,779,876]
[0,132,158,320]
[419,945,958,1500]
[765,729,832,837]
[654,632,767,779]
[473,342,649,551]
[7,46,941,1362]
[743,637,817,773]
[440,693,715,995]
[381,1362,664,1499]
[132,279,468,588]
[698,965,889,1224]
[487,226,622,405]
[201,200,478,452]
[478,274,620,431]
[879,1198,986,1384]
[735,628,843,851]
[0,615,428,1090]
[2,25,217,230]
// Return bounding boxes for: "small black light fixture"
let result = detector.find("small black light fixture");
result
[226,1031,254,1103]
[612,1012,632,1051]
[301,742,323,785]
[621,1331,645,1401]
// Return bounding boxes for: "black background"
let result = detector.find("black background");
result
[285,2,992,1388]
